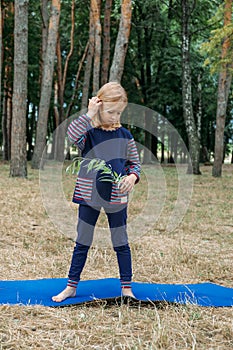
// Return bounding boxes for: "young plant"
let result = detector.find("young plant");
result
[66,157,126,185]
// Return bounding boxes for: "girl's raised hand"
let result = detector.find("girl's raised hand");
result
[87,96,102,118]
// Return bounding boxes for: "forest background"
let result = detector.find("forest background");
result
[1,0,233,178]
[0,2,233,348]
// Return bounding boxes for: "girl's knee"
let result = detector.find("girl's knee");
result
[74,242,90,252]
[113,243,130,253]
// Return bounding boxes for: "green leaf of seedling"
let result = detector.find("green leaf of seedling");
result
[66,157,83,175]
[66,164,72,174]
[93,160,107,171]
[86,159,97,173]
[102,169,113,175]
[66,157,125,181]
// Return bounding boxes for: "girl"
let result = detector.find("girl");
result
[52,82,140,302]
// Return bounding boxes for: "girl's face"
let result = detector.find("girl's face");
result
[99,101,126,126]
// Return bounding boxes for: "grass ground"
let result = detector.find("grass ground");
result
[0,161,232,349]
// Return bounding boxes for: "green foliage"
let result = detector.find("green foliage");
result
[1,0,232,163]
[66,157,126,184]
[122,0,229,156]
[200,3,233,74]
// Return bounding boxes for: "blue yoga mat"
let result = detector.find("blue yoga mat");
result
[0,278,232,307]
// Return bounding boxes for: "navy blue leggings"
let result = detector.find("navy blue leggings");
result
[68,204,132,282]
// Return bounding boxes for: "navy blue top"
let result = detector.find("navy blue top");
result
[67,114,140,207]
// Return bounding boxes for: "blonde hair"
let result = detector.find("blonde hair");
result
[91,82,128,128]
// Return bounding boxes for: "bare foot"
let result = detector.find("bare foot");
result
[52,286,76,302]
[122,288,136,299]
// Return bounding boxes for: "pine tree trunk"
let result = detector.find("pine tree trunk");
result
[54,34,65,161]
[196,72,202,141]
[10,0,28,177]
[6,86,13,160]
[161,113,165,163]
[65,41,89,118]
[143,109,153,164]
[2,3,13,161]
[27,104,36,160]
[41,0,49,82]
[2,67,12,160]
[2,89,8,160]
[62,0,75,89]
[212,0,232,177]
[1,3,6,160]
[213,72,232,176]
[151,116,158,160]
[54,1,75,161]
[31,0,61,169]
[101,0,112,85]
[0,1,2,121]
[109,0,132,82]
[143,25,153,163]
[54,0,74,161]
[92,0,101,94]
[81,4,95,109]
[54,80,59,127]
[181,0,201,175]
[38,0,49,110]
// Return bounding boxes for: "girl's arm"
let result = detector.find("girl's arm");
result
[67,97,102,150]
[119,138,140,194]
[67,114,91,150]
[125,138,141,183]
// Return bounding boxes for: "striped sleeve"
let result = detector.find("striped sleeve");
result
[67,114,91,150]
[125,138,141,183]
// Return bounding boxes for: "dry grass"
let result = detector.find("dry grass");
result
[0,161,233,349]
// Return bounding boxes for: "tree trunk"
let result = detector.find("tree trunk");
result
[171,132,178,163]
[161,112,165,163]
[212,0,232,177]
[54,34,65,161]
[56,34,64,118]
[40,0,49,83]
[143,109,153,164]
[1,3,5,159]
[55,0,75,161]
[2,66,12,161]
[65,41,89,118]
[27,104,36,160]
[109,0,132,82]
[53,0,74,162]
[2,93,8,160]
[135,13,145,102]
[53,78,60,132]
[81,3,95,109]
[181,0,201,175]
[101,0,112,85]
[1,3,13,161]
[10,0,28,177]
[62,0,75,89]
[31,0,61,169]
[196,72,202,141]
[92,0,101,94]
[6,86,13,160]
[143,23,153,163]
[0,1,2,119]
[151,115,158,160]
